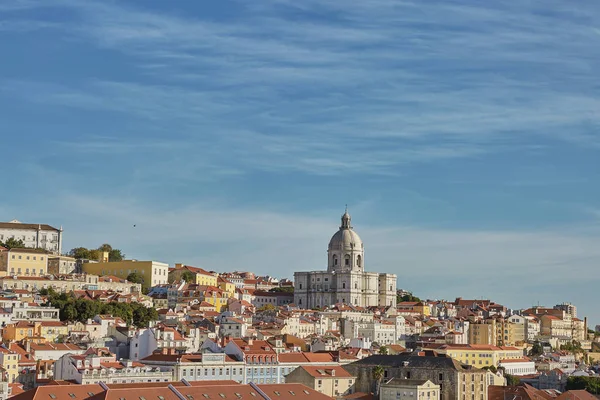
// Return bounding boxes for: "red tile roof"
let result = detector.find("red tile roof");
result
[297,365,354,378]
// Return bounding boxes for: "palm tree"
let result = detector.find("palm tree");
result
[372,365,385,396]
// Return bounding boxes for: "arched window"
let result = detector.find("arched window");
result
[333,255,338,266]
[344,255,350,266]
[357,255,362,268]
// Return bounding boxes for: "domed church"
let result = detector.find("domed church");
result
[294,209,397,309]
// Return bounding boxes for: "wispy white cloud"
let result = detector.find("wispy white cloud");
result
[2,0,599,178]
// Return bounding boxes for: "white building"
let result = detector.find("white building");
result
[47,256,77,275]
[53,349,172,384]
[381,379,440,400]
[498,358,537,376]
[12,305,60,322]
[28,342,85,361]
[220,316,248,338]
[0,220,63,254]
[353,320,398,345]
[294,210,397,309]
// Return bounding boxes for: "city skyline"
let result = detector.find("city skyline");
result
[1,1,599,324]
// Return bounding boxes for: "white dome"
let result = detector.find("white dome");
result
[328,210,363,251]
[328,228,363,251]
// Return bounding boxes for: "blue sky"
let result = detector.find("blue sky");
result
[1,0,600,324]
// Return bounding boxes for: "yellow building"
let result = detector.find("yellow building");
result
[169,264,218,287]
[436,344,523,368]
[1,321,68,343]
[36,321,68,342]
[152,295,169,310]
[217,276,236,297]
[397,301,431,316]
[469,318,525,347]
[0,248,49,277]
[198,287,229,312]
[285,365,356,397]
[81,260,169,288]
[540,315,573,338]
[2,321,36,342]
[0,346,18,383]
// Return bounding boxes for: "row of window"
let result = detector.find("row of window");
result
[181,367,279,377]
[9,268,44,276]
[11,255,45,261]
[103,269,145,276]
[0,234,57,241]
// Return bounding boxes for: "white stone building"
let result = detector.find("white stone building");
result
[0,220,63,254]
[294,210,397,309]
[498,358,537,376]
[53,349,171,384]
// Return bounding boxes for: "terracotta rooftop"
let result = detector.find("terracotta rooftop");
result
[298,365,354,378]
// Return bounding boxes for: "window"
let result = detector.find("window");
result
[299,284,302,289]
[342,282,346,289]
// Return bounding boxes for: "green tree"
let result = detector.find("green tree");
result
[379,346,389,355]
[98,244,113,252]
[88,249,100,261]
[68,244,124,261]
[397,292,421,303]
[127,272,145,285]
[0,237,27,249]
[42,290,156,327]
[132,303,159,328]
[530,342,543,356]
[62,304,78,321]
[108,249,124,262]
[567,376,600,394]
[68,247,91,259]
[181,271,195,283]
[505,374,520,386]
[372,365,385,395]
[258,304,276,312]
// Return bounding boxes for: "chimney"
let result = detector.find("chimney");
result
[175,263,183,269]
[330,369,335,377]
[247,338,253,346]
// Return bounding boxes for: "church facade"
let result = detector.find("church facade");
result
[294,210,397,309]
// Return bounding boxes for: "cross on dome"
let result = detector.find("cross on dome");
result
[341,207,352,229]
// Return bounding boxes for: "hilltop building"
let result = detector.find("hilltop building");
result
[294,210,397,309]
[0,220,63,255]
